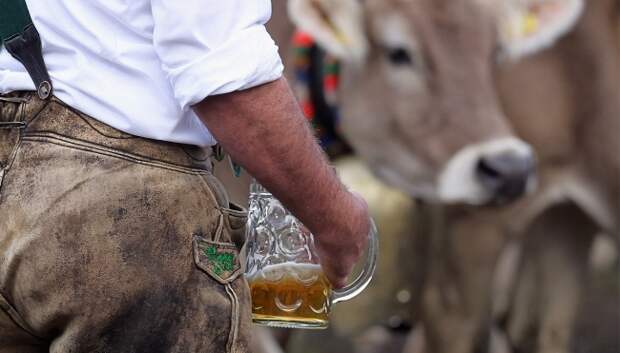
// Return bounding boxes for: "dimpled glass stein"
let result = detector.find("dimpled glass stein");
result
[245,179,378,329]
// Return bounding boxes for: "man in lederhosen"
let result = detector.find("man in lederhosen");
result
[0,1,370,352]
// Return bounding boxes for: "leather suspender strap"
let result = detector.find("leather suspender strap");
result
[0,0,30,39]
[0,0,53,100]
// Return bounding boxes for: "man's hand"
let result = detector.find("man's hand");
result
[193,78,370,288]
[313,193,370,288]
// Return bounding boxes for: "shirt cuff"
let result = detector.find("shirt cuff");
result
[168,25,284,111]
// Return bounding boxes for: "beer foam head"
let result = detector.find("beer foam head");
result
[248,262,324,284]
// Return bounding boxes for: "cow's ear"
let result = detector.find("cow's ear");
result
[498,0,584,60]
[288,0,368,62]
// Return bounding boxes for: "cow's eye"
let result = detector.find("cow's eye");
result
[387,47,414,66]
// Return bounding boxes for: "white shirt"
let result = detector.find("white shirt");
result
[0,0,284,146]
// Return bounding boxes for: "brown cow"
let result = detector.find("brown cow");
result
[285,0,620,353]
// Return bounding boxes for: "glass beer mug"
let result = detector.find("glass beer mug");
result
[245,179,379,329]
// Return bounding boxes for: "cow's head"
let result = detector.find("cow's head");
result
[289,0,583,205]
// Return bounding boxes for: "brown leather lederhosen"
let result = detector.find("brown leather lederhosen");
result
[0,2,251,350]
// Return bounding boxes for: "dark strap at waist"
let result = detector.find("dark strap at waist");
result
[1,0,53,100]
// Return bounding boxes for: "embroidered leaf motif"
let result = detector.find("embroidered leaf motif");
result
[204,245,235,276]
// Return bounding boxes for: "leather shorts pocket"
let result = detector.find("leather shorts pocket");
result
[0,122,23,182]
[193,202,247,284]
[220,202,248,250]
[193,235,243,285]
[0,126,22,196]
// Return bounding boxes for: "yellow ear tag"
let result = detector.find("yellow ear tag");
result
[505,11,538,40]
[328,25,350,45]
[318,8,350,46]
[522,13,540,36]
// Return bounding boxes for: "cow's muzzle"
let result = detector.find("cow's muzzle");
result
[438,137,536,205]
[476,151,535,205]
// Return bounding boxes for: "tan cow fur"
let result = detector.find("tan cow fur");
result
[495,2,619,352]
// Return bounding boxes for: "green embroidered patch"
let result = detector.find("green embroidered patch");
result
[193,236,241,283]
[204,245,235,276]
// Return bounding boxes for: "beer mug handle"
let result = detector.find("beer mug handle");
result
[331,218,379,304]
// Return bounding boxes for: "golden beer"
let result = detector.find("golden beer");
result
[248,263,332,328]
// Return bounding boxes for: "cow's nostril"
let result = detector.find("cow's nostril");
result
[476,152,534,204]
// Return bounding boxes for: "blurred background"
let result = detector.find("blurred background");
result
[218,0,619,352]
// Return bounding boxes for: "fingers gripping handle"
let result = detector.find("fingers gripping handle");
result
[331,219,379,304]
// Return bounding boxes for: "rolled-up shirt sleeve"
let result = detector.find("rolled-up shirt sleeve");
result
[151,0,284,110]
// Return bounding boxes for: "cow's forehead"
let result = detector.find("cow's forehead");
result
[364,0,500,67]
[365,0,500,16]
[365,0,499,37]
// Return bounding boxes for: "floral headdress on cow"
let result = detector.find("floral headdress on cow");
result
[292,30,352,158]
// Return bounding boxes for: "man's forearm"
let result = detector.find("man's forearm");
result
[193,78,350,236]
